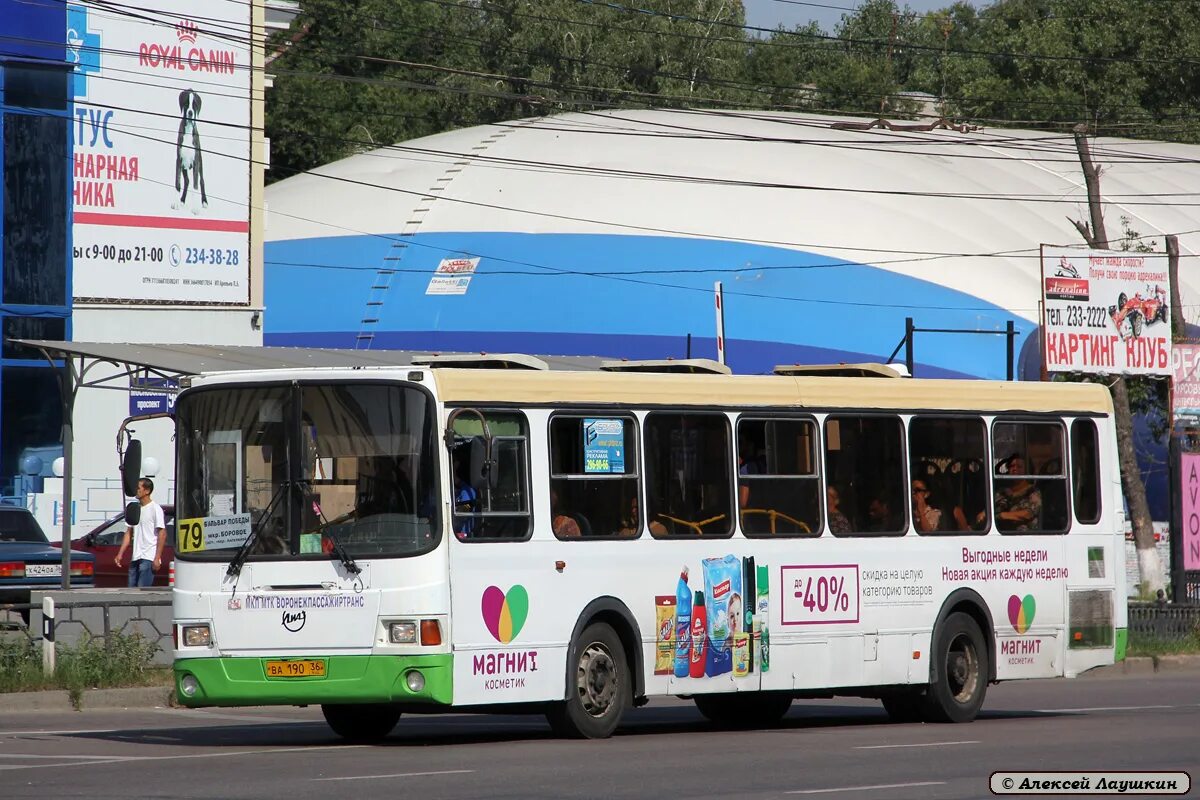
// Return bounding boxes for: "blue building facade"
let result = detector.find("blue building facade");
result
[0,0,71,496]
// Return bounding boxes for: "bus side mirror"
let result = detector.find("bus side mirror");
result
[122,439,142,497]
[124,501,141,526]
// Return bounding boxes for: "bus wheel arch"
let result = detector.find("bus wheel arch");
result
[564,597,645,701]
[931,589,996,684]
[545,598,642,739]
[923,590,995,723]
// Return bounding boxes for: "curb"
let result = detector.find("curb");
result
[0,685,175,713]
[1082,654,1200,677]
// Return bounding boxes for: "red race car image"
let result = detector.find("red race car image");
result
[1109,285,1167,339]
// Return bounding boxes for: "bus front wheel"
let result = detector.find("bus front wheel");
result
[321,703,401,742]
[922,612,988,723]
[546,622,629,739]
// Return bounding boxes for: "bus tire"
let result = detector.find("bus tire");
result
[922,612,988,723]
[694,692,792,728]
[321,703,401,742]
[546,622,628,739]
[881,691,925,723]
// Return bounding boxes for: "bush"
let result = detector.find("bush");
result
[0,631,162,694]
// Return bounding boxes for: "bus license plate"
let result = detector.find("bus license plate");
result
[265,659,326,678]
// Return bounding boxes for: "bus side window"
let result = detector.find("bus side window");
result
[1071,419,1102,525]
[548,415,640,539]
[908,416,989,535]
[823,415,906,536]
[644,412,734,538]
[450,411,532,541]
[737,417,821,537]
[992,420,1069,534]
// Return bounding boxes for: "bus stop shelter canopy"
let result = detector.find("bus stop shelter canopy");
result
[11,339,607,586]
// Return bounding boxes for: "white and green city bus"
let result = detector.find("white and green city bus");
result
[168,357,1126,740]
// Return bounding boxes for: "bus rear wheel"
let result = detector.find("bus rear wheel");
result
[922,612,988,723]
[321,703,401,742]
[546,622,629,739]
[694,692,793,728]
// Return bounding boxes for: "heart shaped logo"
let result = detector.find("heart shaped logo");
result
[1007,593,1036,634]
[481,585,529,643]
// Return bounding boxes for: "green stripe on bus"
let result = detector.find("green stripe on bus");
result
[174,654,453,707]
[1114,628,1128,662]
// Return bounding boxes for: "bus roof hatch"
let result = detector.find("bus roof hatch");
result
[600,358,731,375]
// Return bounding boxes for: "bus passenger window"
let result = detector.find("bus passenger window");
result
[737,418,820,537]
[908,417,989,534]
[992,421,1068,534]
[644,413,733,538]
[549,416,640,539]
[449,411,531,541]
[1071,419,1102,525]
[823,415,906,536]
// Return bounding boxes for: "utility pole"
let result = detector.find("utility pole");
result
[1069,124,1164,597]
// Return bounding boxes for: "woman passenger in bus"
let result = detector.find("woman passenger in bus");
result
[911,480,944,532]
[995,454,1042,531]
[826,486,851,534]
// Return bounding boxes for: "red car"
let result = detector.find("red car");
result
[1109,286,1167,338]
[55,505,175,587]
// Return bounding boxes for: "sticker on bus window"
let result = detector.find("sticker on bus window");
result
[583,418,625,473]
[177,514,252,553]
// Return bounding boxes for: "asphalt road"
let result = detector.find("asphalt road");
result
[1,672,1197,800]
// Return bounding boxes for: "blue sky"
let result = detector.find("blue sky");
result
[743,0,986,32]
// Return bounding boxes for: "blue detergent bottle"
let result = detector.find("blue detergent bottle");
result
[673,567,691,677]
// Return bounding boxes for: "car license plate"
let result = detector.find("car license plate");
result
[26,564,62,578]
[264,659,326,679]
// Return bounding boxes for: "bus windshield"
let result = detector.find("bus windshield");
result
[175,382,439,561]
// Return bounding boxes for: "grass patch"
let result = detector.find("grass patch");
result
[1127,633,1200,658]
[0,631,168,694]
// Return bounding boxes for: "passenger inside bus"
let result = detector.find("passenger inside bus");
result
[618,495,666,537]
[868,492,904,532]
[911,480,944,532]
[994,454,1043,531]
[550,488,583,538]
[826,485,852,534]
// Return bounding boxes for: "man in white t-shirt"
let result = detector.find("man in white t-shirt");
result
[115,478,166,587]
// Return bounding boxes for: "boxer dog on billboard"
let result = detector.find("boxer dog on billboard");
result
[173,89,208,212]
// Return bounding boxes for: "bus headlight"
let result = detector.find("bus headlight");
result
[180,674,200,698]
[405,670,425,693]
[182,624,211,647]
[388,621,417,644]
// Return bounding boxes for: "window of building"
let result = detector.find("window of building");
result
[449,410,531,541]
[823,415,906,536]
[644,412,733,538]
[909,417,989,535]
[549,415,640,539]
[0,366,62,488]
[992,420,1069,534]
[3,316,66,359]
[737,417,821,537]
[3,112,68,306]
[1071,419,1102,525]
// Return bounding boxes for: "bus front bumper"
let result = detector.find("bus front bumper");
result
[174,654,452,707]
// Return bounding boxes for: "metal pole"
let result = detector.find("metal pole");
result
[1169,430,1184,603]
[714,281,726,366]
[686,333,691,360]
[42,596,56,676]
[60,358,74,589]
[1006,320,1015,381]
[905,317,914,377]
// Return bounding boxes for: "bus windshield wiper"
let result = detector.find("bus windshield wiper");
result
[306,493,361,576]
[226,482,288,579]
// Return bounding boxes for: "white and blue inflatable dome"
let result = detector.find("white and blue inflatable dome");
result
[264,109,1200,379]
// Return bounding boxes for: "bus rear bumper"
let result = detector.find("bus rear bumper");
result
[174,654,453,707]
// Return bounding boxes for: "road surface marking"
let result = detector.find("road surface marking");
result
[1035,704,1174,713]
[314,770,475,782]
[0,743,368,771]
[855,740,978,750]
[787,781,946,795]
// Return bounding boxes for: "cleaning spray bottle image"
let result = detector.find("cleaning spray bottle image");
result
[689,590,707,678]
[673,568,691,678]
[756,564,770,673]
